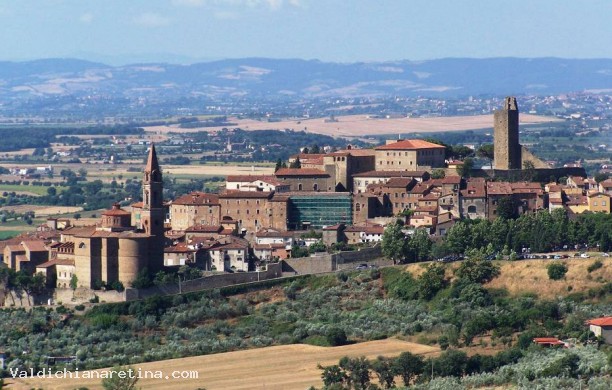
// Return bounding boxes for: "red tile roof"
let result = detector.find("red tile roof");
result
[173,192,220,206]
[185,224,223,233]
[353,170,428,178]
[385,177,415,188]
[102,203,131,216]
[375,139,446,150]
[226,174,277,182]
[219,190,273,199]
[275,168,330,177]
[587,317,612,326]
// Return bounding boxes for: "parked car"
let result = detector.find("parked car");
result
[580,253,590,258]
[602,253,610,257]
[355,264,368,270]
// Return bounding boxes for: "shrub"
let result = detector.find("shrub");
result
[75,304,85,311]
[587,260,603,273]
[326,327,348,346]
[547,262,568,280]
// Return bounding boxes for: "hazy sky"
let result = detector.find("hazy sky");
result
[1,0,611,64]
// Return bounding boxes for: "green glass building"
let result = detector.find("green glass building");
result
[287,193,352,230]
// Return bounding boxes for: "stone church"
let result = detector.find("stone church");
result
[53,145,165,289]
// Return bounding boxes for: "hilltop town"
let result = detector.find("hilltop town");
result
[0,97,608,300]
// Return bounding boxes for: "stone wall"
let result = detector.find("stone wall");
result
[55,288,126,305]
[131,262,283,300]
[282,246,389,274]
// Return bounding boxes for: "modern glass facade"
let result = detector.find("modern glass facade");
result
[287,193,352,229]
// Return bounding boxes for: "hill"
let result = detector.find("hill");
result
[2,57,612,101]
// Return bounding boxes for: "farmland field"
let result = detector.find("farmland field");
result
[10,339,439,390]
[143,113,561,137]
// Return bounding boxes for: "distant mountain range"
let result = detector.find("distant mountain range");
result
[2,57,612,100]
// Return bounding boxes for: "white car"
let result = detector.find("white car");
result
[580,253,590,258]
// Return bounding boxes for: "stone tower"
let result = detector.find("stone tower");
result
[141,144,165,271]
[493,97,521,170]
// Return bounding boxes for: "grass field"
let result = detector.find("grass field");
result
[11,339,438,390]
[0,184,66,196]
[403,257,611,299]
[143,113,561,137]
[0,230,21,239]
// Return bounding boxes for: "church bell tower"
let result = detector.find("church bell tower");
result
[141,144,164,270]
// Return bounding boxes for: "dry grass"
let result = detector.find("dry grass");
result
[404,257,611,300]
[10,339,439,390]
[485,257,611,299]
[144,113,560,137]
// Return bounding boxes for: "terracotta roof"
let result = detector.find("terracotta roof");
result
[37,258,75,268]
[487,182,513,195]
[61,226,97,236]
[102,203,131,216]
[385,177,415,188]
[211,239,249,250]
[566,195,587,206]
[253,243,287,250]
[173,192,220,206]
[226,174,277,183]
[131,202,144,208]
[429,176,462,185]
[164,243,200,253]
[600,179,612,188]
[460,182,486,198]
[587,317,612,326]
[275,168,330,177]
[415,205,438,212]
[408,183,432,194]
[345,225,384,234]
[375,139,446,150]
[285,191,351,197]
[330,149,376,157]
[257,229,292,237]
[22,240,48,252]
[185,224,223,233]
[219,190,273,199]
[353,170,428,178]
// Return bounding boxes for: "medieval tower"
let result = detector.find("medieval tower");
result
[493,97,521,170]
[141,144,165,271]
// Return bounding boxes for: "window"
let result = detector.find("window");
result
[298,183,303,191]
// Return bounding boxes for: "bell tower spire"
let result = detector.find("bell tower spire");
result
[141,143,164,271]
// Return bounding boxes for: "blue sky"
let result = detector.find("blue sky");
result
[1,0,611,64]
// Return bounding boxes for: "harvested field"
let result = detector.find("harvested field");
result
[144,113,560,137]
[11,339,439,390]
[0,205,82,217]
[162,164,274,176]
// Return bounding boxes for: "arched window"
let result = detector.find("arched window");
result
[313,183,319,191]
[468,205,477,214]
[298,183,303,191]
[78,242,86,249]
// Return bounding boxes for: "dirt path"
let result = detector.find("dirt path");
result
[10,339,439,390]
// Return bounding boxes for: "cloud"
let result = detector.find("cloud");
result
[172,0,302,10]
[133,13,171,27]
[214,11,239,20]
[79,12,94,24]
